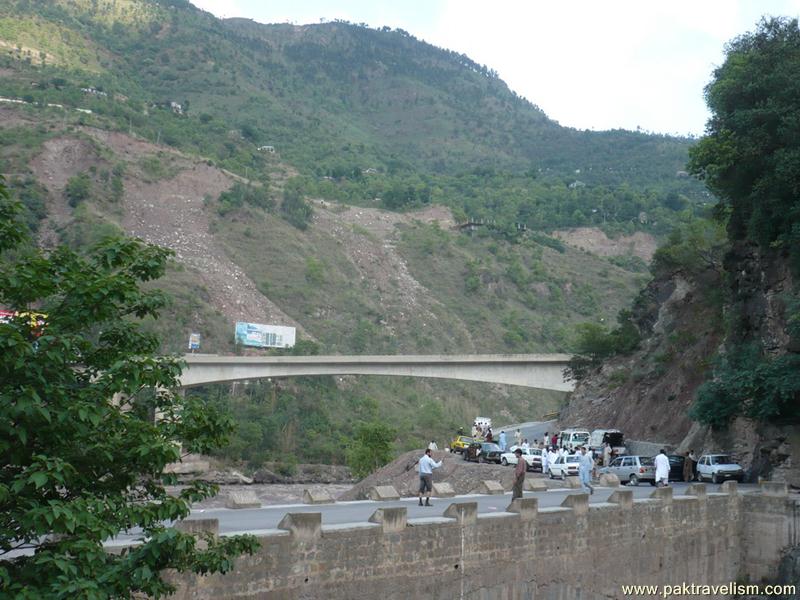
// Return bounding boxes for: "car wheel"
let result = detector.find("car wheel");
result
[548,469,554,479]
[629,474,639,486]
[649,480,656,486]
[712,472,719,485]
[478,455,485,464]
[501,457,508,466]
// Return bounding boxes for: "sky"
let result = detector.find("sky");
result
[190,1,800,136]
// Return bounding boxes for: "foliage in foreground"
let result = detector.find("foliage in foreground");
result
[0,184,257,599]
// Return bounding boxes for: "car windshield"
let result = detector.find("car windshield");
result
[640,457,654,466]
[572,433,589,443]
[604,432,624,445]
[565,456,580,463]
[710,455,734,465]
[483,444,500,451]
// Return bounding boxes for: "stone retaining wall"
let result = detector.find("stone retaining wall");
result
[169,486,799,599]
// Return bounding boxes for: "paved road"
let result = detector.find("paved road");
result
[494,419,555,447]
[175,481,756,537]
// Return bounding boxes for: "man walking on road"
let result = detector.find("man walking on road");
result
[499,430,507,451]
[578,446,595,495]
[655,449,670,487]
[418,448,442,506]
[512,448,526,500]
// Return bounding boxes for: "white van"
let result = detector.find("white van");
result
[589,429,626,456]
[557,429,590,451]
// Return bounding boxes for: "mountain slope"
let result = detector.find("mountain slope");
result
[0,0,706,238]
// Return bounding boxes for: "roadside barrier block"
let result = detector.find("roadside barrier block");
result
[225,490,261,509]
[444,502,478,525]
[277,512,322,540]
[506,497,538,520]
[524,479,548,492]
[369,485,400,501]
[479,480,504,495]
[650,486,674,505]
[560,493,589,516]
[687,483,707,500]
[564,476,582,489]
[608,489,634,510]
[303,488,335,505]
[432,482,455,497]
[720,480,739,495]
[760,481,788,497]
[598,473,620,487]
[175,518,219,537]
[369,507,407,532]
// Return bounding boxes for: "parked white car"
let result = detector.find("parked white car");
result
[500,446,543,471]
[697,454,744,484]
[548,454,580,479]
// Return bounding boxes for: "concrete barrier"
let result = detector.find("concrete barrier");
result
[369,485,400,501]
[598,473,620,487]
[432,482,455,497]
[277,512,322,540]
[607,489,634,510]
[720,480,739,495]
[564,476,582,489]
[649,486,673,505]
[560,493,589,515]
[174,518,219,536]
[444,501,478,525]
[303,488,335,505]
[506,497,538,520]
[686,483,707,500]
[167,485,796,599]
[479,480,505,495]
[369,507,407,532]
[225,490,261,509]
[760,481,788,497]
[524,479,547,492]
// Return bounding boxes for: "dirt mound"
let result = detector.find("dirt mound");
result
[552,227,657,261]
[338,449,550,500]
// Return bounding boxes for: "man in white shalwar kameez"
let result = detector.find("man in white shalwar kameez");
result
[654,449,670,487]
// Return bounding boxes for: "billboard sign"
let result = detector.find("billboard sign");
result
[235,322,296,349]
[188,332,201,351]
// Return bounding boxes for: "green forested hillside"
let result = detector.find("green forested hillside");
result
[0,0,706,235]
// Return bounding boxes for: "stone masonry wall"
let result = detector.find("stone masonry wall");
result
[169,485,797,600]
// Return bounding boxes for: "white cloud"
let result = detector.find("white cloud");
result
[424,0,800,134]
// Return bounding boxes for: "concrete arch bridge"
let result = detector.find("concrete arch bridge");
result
[179,354,574,392]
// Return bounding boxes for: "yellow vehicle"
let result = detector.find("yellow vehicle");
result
[449,435,478,454]
[0,310,47,338]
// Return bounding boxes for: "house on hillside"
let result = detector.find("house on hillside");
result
[258,145,276,153]
[169,101,183,115]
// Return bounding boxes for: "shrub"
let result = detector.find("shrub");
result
[64,172,91,207]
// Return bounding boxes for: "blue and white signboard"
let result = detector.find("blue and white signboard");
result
[188,332,201,351]
[235,322,296,349]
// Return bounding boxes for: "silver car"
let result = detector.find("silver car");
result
[599,455,655,486]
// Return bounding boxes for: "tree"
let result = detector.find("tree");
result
[64,173,92,207]
[0,183,257,599]
[346,421,396,479]
[280,180,313,230]
[688,17,800,266]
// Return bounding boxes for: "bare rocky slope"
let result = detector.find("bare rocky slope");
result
[559,245,800,487]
